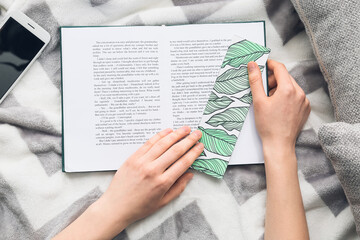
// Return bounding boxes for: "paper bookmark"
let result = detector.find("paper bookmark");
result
[191,38,271,178]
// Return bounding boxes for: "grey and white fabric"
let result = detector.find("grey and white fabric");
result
[290,0,360,123]
[0,0,357,239]
[318,123,360,236]
[291,0,360,236]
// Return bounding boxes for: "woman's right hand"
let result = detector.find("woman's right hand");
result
[247,60,311,152]
[248,59,310,240]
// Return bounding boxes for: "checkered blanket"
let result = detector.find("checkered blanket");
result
[0,0,357,239]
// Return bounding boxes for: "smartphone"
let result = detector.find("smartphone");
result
[0,11,50,104]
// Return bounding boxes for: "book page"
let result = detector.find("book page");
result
[169,38,229,129]
[62,26,173,171]
[162,24,267,165]
[92,40,163,146]
[61,22,266,172]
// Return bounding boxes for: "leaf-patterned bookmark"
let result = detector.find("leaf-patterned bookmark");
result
[191,39,271,178]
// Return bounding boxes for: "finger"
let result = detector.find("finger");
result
[268,68,274,76]
[163,142,204,182]
[289,75,304,93]
[269,87,277,96]
[156,130,202,171]
[130,128,173,159]
[267,60,293,89]
[306,99,311,117]
[299,101,311,134]
[288,75,308,103]
[268,73,277,89]
[143,126,191,161]
[303,97,311,114]
[266,59,278,72]
[158,172,193,208]
[248,61,266,103]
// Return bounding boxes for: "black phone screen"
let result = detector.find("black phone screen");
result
[0,17,45,100]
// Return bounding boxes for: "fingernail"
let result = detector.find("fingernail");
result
[180,126,190,132]
[192,130,202,138]
[248,62,257,72]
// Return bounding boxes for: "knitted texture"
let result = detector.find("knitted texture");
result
[318,122,360,236]
[290,0,360,123]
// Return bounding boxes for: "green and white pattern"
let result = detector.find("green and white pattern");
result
[192,38,270,178]
[221,40,270,68]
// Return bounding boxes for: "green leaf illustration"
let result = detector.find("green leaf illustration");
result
[206,107,249,132]
[198,126,237,157]
[221,39,270,68]
[204,92,234,115]
[191,158,228,178]
[199,151,206,157]
[237,92,253,104]
[214,66,264,95]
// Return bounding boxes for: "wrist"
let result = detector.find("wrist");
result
[262,138,297,171]
[88,196,130,238]
[262,138,295,157]
[53,196,129,240]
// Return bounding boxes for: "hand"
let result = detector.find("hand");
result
[247,60,310,151]
[94,127,203,234]
[248,60,310,240]
[54,127,203,240]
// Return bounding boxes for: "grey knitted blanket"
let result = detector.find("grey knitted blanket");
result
[0,0,357,239]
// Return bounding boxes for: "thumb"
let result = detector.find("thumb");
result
[247,62,266,102]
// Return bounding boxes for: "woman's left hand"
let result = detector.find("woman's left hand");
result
[53,126,203,240]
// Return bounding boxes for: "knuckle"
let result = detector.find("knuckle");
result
[304,97,310,105]
[177,160,188,172]
[122,159,132,169]
[298,90,306,101]
[156,176,170,190]
[187,157,196,167]
[158,130,167,137]
[171,144,187,156]
[155,131,164,139]
[194,143,204,154]
[187,132,200,142]
[249,74,261,85]
[169,132,181,142]
[279,63,287,70]
[283,86,294,96]
[181,156,194,169]
[179,182,187,194]
[141,165,156,178]
[124,157,138,168]
[144,139,154,148]
[156,139,169,150]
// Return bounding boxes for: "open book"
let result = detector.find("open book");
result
[61,22,267,172]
